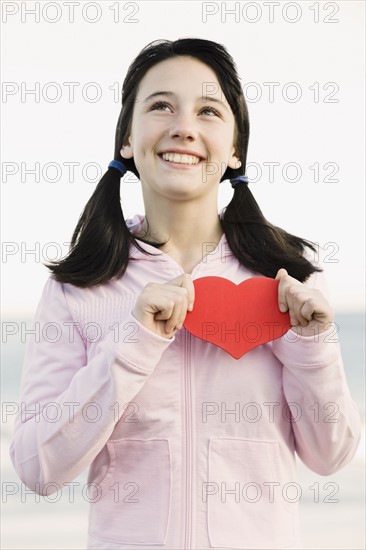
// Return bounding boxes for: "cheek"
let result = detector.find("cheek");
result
[134,126,158,157]
[218,136,237,162]
[206,125,232,148]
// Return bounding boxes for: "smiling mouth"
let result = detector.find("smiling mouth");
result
[158,152,204,166]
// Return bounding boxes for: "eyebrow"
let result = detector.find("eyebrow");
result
[143,91,229,111]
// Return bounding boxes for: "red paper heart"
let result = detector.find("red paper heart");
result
[183,276,291,359]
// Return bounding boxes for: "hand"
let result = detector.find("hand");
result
[132,273,195,339]
[275,268,334,336]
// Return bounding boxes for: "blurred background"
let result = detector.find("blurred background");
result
[1,0,365,548]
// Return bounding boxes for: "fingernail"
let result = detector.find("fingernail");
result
[279,304,287,312]
[188,302,194,311]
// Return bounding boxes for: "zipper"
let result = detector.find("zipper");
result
[183,327,193,549]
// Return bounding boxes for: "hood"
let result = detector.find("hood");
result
[126,213,235,268]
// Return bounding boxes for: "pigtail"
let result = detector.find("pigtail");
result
[221,183,322,283]
[46,169,128,286]
[46,167,163,287]
[45,37,323,287]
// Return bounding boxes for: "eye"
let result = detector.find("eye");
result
[151,101,171,111]
[200,106,220,116]
[150,101,220,117]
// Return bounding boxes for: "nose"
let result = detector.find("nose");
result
[168,110,198,141]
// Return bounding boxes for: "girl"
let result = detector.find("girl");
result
[10,38,361,550]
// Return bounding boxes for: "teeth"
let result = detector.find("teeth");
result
[161,152,200,165]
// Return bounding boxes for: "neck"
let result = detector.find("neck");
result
[137,190,224,254]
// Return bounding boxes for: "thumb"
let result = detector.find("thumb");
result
[275,268,288,280]
[165,273,192,287]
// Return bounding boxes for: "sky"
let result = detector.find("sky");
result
[1,0,365,315]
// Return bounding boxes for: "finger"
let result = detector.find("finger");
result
[166,273,195,311]
[275,268,288,280]
[287,289,312,327]
[153,290,183,321]
[153,296,176,321]
[300,298,316,323]
[284,289,299,326]
[165,290,189,333]
[291,299,307,327]
[183,275,195,311]
[276,269,289,313]
[277,271,309,325]
[174,302,186,331]
[167,302,187,333]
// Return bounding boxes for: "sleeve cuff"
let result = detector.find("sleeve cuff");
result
[271,323,341,368]
[104,311,176,372]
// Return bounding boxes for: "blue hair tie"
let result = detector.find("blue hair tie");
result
[108,160,127,177]
[230,175,249,188]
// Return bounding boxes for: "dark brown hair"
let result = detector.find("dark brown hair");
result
[46,38,321,287]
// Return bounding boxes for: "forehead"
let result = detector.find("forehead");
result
[136,56,224,98]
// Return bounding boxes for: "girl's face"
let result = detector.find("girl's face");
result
[121,56,241,200]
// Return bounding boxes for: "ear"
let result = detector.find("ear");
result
[120,136,133,160]
[226,144,242,170]
[228,154,242,170]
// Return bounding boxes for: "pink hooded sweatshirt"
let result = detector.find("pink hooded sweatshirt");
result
[10,214,361,549]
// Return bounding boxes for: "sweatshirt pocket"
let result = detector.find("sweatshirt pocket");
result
[207,438,296,549]
[89,438,172,545]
